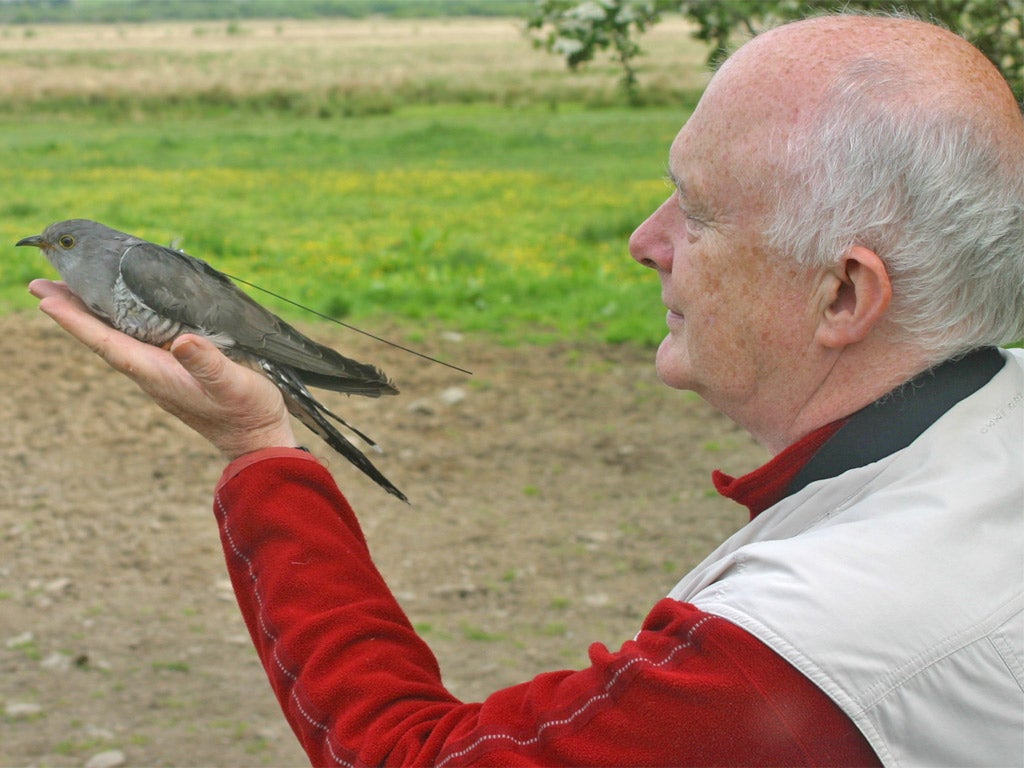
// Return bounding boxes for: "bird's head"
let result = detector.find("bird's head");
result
[17,219,132,275]
[17,219,132,313]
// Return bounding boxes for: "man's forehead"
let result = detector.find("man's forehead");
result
[667,108,781,221]
[665,163,693,199]
[666,119,736,208]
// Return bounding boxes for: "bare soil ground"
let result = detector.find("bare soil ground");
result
[0,309,766,767]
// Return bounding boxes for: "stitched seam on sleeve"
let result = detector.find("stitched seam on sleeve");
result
[215,491,356,768]
[436,616,717,767]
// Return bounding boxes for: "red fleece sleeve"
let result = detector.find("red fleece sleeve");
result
[214,453,880,767]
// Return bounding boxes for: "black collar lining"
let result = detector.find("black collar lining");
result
[786,347,1006,498]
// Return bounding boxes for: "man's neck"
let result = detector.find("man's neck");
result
[752,340,932,454]
[717,347,1005,517]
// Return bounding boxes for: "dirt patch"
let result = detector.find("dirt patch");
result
[0,309,766,767]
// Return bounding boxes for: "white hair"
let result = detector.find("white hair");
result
[765,58,1024,363]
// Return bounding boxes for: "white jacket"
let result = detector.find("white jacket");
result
[670,348,1024,767]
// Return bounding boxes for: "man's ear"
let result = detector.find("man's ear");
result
[815,245,893,349]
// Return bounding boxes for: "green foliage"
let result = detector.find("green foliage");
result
[526,0,674,102]
[528,0,1023,103]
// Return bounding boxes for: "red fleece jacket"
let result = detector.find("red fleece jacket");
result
[213,436,878,767]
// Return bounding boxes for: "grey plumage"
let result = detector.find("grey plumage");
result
[18,219,407,502]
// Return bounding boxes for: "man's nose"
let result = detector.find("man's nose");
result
[628,196,674,271]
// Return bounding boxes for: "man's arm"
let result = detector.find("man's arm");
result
[214,451,880,766]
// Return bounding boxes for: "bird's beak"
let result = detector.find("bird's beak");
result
[16,235,44,248]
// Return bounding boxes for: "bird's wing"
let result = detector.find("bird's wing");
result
[118,240,397,396]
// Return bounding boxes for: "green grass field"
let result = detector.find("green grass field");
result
[0,105,688,345]
[0,17,709,346]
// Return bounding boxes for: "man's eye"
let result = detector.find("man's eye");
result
[681,211,708,243]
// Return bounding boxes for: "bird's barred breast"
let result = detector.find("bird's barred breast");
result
[112,275,184,346]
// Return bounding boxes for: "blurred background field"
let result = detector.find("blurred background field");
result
[0,14,712,346]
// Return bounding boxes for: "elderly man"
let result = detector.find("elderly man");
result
[30,13,1023,767]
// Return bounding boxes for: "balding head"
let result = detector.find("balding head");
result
[720,15,1022,147]
[707,14,1024,362]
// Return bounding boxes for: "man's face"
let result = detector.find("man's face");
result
[628,79,820,427]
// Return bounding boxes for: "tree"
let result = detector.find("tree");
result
[526,0,1023,104]
[526,0,674,102]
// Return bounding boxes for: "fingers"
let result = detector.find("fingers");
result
[170,334,227,384]
[169,335,255,405]
[29,278,295,458]
[32,279,168,377]
[170,335,296,458]
[32,278,251,405]
[30,279,88,316]
[28,279,67,300]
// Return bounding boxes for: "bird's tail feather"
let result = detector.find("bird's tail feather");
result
[263,362,408,503]
[315,400,380,450]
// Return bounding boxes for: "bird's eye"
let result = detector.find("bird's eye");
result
[58,235,75,249]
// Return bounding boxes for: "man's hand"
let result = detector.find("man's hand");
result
[30,279,296,460]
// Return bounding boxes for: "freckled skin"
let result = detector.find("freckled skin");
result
[629,15,1024,452]
[631,80,821,433]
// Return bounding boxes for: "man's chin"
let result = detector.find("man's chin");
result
[654,338,695,391]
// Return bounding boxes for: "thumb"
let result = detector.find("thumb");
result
[170,334,229,389]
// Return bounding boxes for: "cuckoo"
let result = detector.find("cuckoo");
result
[18,219,407,501]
